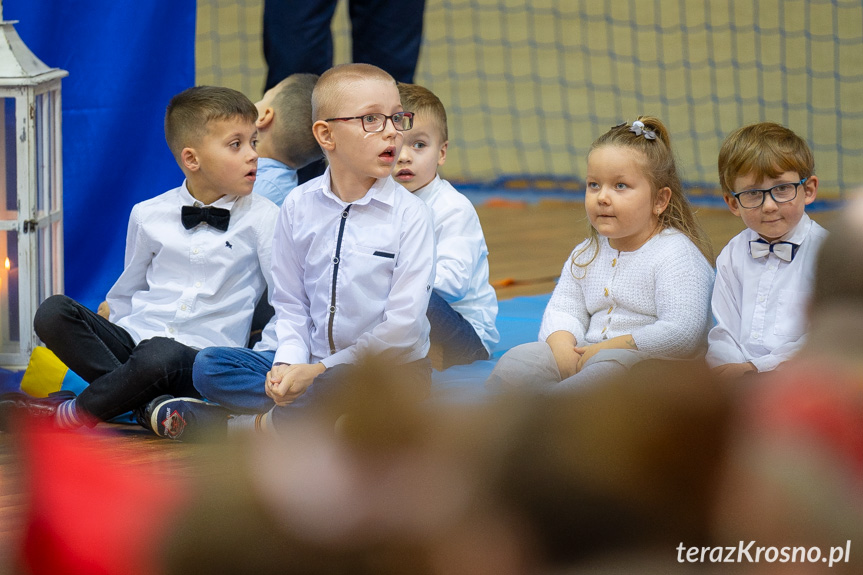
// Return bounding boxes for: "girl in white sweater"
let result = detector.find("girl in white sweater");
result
[487,117,715,391]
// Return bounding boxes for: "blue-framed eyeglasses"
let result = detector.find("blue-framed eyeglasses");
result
[732,178,807,209]
[325,112,414,132]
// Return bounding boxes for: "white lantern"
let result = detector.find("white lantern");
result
[0,3,67,368]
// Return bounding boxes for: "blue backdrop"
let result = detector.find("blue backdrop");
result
[5,0,196,310]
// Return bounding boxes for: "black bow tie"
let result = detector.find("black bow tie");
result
[181,205,230,232]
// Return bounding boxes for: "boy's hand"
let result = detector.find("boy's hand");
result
[546,331,582,380]
[712,362,757,380]
[266,362,326,405]
[97,300,110,319]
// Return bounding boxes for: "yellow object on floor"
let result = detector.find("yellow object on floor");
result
[20,346,68,398]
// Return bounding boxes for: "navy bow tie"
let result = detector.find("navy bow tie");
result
[749,239,798,262]
[181,205,230,232]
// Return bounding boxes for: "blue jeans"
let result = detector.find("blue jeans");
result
[193,347,432,433]
[427,292,489,369]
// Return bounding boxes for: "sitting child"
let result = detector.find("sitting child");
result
[0,86,278,431]
[706,122,828,377]
[393,83,499,370]
[252,72,323,207]
[143,63,436,440]
[486,117,715,391]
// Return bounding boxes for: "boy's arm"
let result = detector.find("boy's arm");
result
[324,201,436,367]
[255,201,279,306]
[705,251,749,367]
[105,205,153,321]
[432,197,485,302]
[271,202,314,365]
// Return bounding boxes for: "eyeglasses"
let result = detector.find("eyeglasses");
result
[325,112,414,132]
[732,178,807,209]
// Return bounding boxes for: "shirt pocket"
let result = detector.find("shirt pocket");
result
[773,289,808,338]
[347,244,399,297]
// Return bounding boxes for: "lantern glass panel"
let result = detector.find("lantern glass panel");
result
[1,98,17,221]
[0,230,20,351]
[36,223,61,301]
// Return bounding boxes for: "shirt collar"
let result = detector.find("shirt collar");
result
[316,167,398,208]
[746,212,812,245]
[179,180,240,210]
[257,157,291,172]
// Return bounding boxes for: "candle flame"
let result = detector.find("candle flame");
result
[3,258,9,270]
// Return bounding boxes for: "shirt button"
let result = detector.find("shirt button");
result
[342,210,349,218]
[181,304,187,311]
[168,327,175,334]
[329,305,336,313]
[195,281,202,288]
[753,332,761,339]
[193,248,199,254]
[333,257,339,264]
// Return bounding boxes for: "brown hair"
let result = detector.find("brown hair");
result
[717,122,815,196]
[572,116,714,275]
[268,73,323,169]
[165,86,258,162]
[311,63,396,122]
[397,83,448,142]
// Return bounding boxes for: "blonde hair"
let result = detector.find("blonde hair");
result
[397,83,448,142]
[572,116,714,276]
[718,122,815,196]
[311,63,397,122]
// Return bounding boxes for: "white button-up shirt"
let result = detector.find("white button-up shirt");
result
[413,175,499,353]
[106,181,278,349]
[272,169,435,367]
[707,213,829,371]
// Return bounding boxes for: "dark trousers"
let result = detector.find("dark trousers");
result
[33,295,201,422]
[262,0,426,89]
[427,292,489,369]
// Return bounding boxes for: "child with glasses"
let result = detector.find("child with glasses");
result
[706,122,829,378]
[144,63,436,440]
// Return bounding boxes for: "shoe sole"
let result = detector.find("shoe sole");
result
[149,396,212,439]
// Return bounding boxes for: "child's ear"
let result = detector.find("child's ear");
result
[654,186,672,215]
[802,175,819,205]
[181,147,199,172]
[437,140,448,167]
[313,120,335,152]
[723,192,741,217]
[256,107,275,130]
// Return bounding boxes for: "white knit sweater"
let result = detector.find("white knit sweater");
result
[539,229,714,358]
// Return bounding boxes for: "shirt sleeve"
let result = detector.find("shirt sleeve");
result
[705,249,749,367]
[323,200,436,367]
[432,198,485,302]
[629,237,714,357]
[271,202,315,365]
[538,248,589,344]
[105,205,152,322]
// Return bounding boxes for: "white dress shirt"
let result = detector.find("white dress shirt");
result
[413,175,499,353]
[271,168,436,367]
[106,181,278,349]
[539,229,714,358]
[706,213,829,371]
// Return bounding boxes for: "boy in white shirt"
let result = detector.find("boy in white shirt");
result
[393,83,499,370]
[706,122,829,378]
[146,64,436,440]
[0,86,278,431]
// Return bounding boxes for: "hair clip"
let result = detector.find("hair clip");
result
[629,120,657,140]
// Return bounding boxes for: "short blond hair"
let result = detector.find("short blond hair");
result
[311,63,396,121]
[398,83,448,142]
[718,122,815,196]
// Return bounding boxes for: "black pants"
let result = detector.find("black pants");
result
[33,295,201,422]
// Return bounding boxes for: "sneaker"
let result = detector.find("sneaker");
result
[144,395,229,441]
[0,390,77,432]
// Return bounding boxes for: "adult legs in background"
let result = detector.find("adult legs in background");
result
[193,347,277,414]
[348,0,426,84]
[427,291,489,370]
[262,0,337,90]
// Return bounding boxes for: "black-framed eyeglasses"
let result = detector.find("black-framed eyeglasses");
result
[325,112,414,132]
[732,178,807,209]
